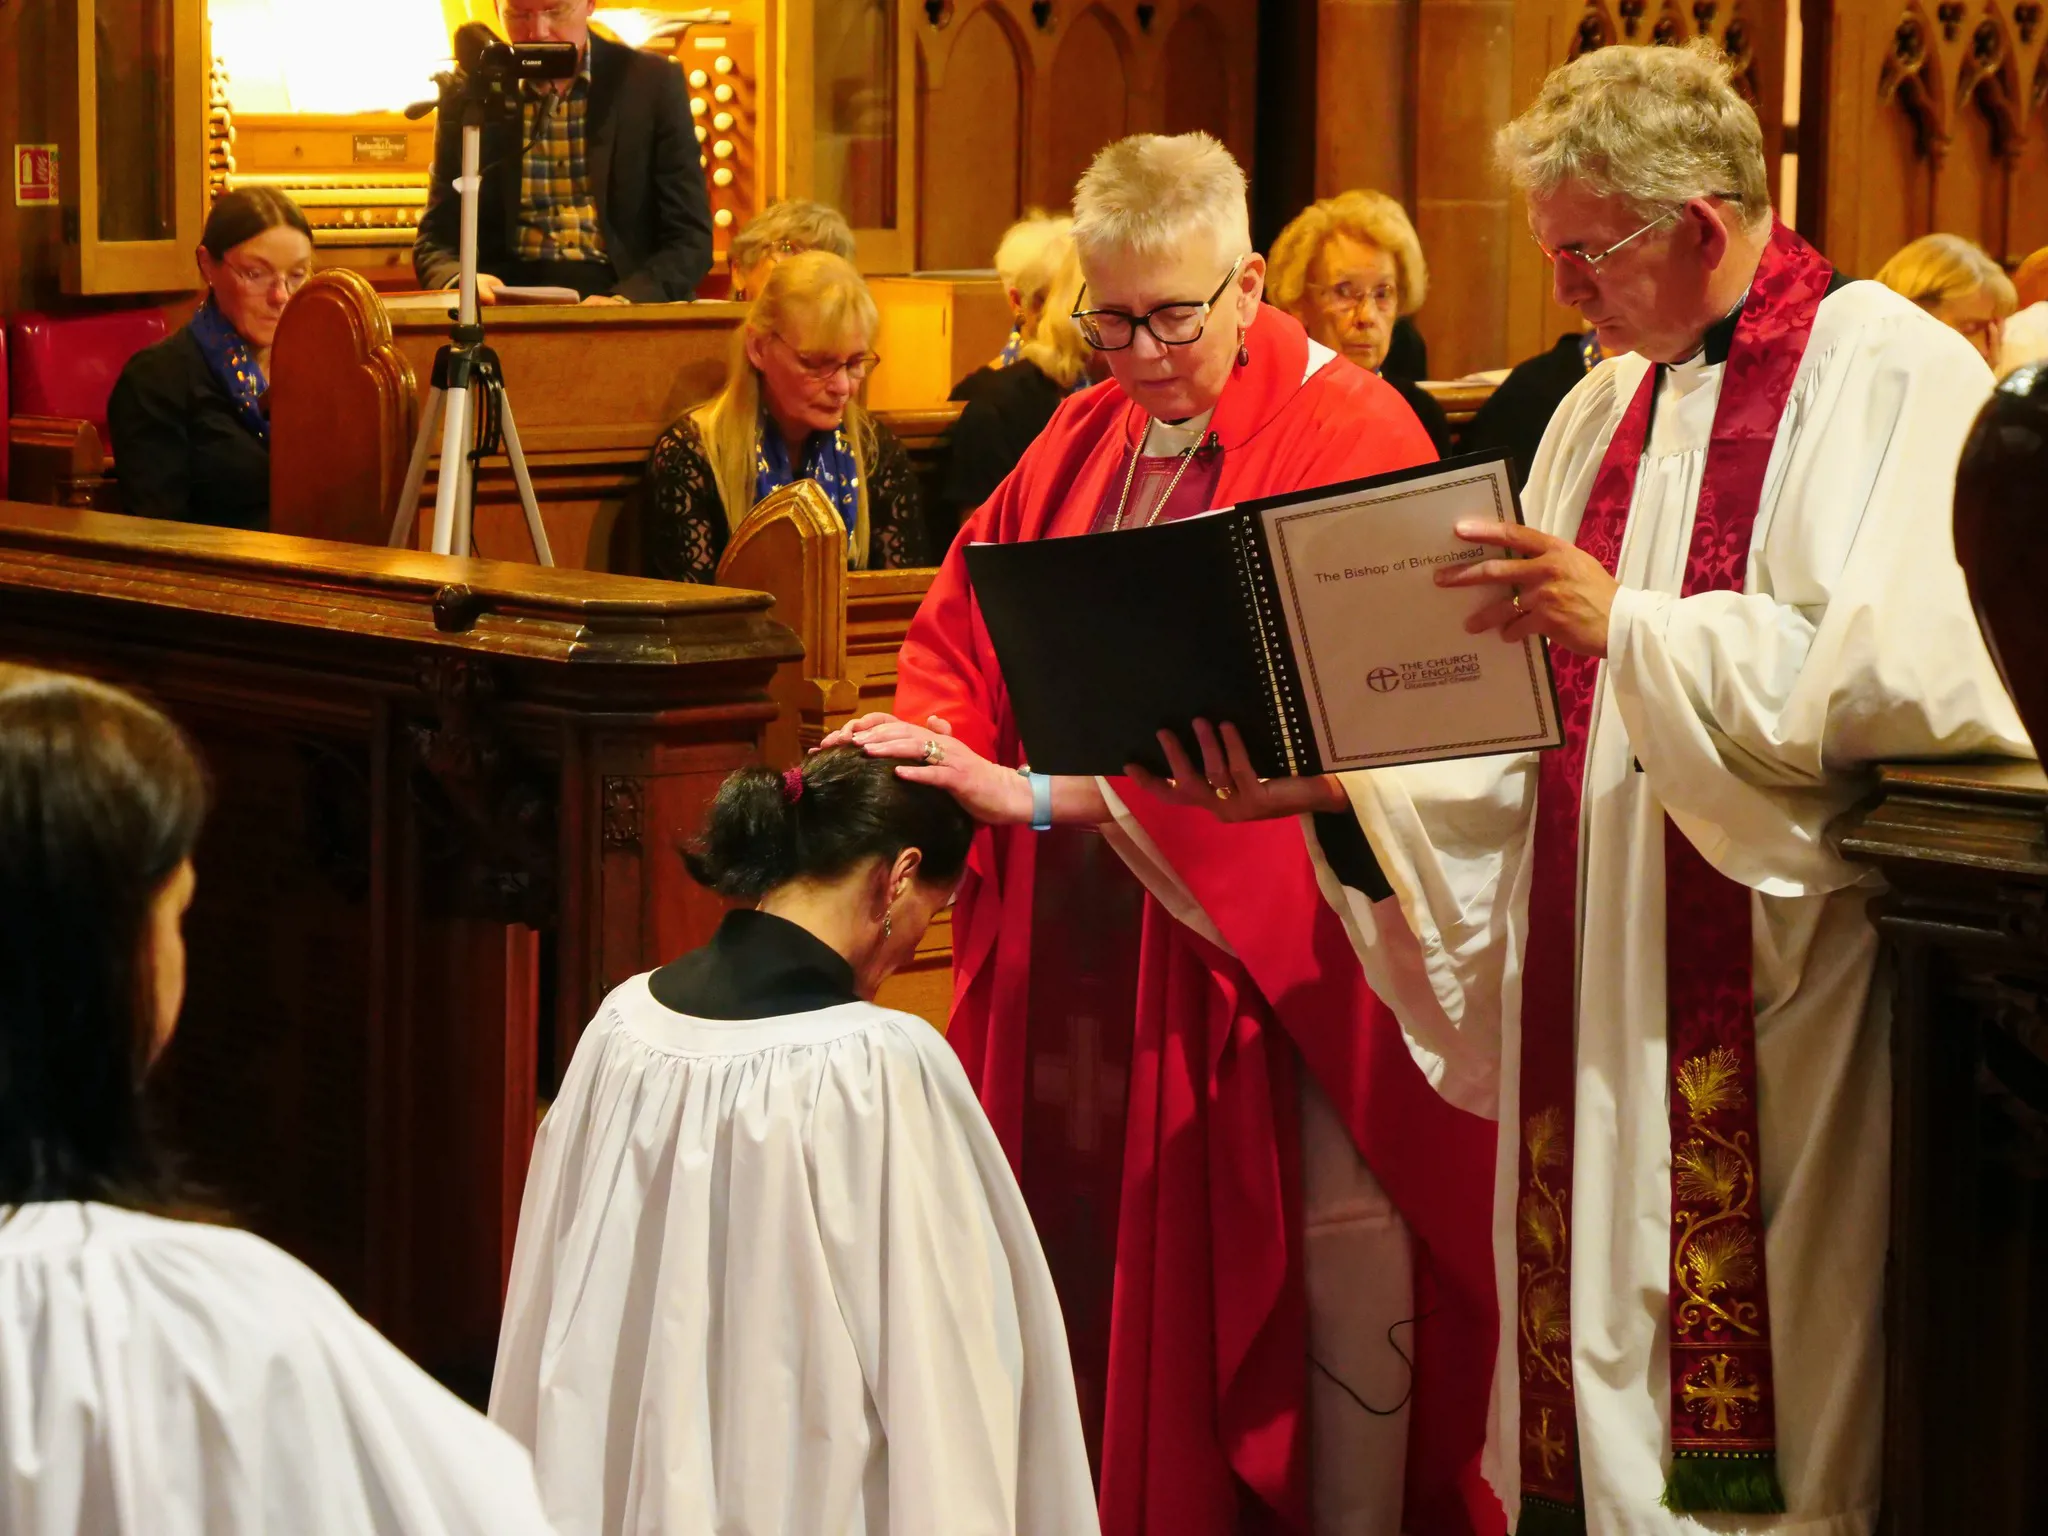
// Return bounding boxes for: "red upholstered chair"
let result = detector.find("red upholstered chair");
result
[6,307,169,506]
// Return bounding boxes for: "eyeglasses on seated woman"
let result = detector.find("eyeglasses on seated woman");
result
[488,746,1098,1532]
[640,249,930,583]
[105,186,315,532]
[0,665,554,1535]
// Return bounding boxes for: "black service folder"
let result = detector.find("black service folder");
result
[964,451,1562,779]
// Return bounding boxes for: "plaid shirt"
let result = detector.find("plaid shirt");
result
[518,57,608,263]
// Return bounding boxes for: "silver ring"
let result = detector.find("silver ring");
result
[922,738,945,766]
[1511,589,1525,613]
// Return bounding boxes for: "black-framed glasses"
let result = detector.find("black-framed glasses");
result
[770,332,880,382]
[1072,255,1246,351]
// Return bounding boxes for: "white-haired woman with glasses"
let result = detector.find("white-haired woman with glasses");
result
[640,250,927,581]
[824,132,1494,1536]
[1268,190,1453,455]
[108,187,314,530]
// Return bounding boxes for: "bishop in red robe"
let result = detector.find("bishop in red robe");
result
[830,132,1503,1536]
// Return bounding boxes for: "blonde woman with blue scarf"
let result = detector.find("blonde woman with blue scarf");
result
[643,251,929,581]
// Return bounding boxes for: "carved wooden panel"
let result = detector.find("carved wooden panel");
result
[918,4,1029,269]
[1814,0,2048,275]
[1043,7,1133,208]
[1161,6,1233,145]
[915,0,1258,259]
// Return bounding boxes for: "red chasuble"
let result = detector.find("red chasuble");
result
[897,304,1504,1536]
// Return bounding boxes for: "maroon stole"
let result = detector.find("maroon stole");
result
[1513,221,1834,1532]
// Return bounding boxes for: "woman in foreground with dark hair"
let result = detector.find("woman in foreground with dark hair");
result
[489,748,1097,1536]
[0,666,554,1536]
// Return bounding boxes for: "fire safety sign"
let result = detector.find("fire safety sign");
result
[14,145,58,206]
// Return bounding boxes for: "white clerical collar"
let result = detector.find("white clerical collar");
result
[1142,408,1216,457]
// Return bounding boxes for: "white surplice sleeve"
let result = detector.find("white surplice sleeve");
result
[809,1022,1100,1536]
[1600,298,2033,896]
[0,1203,554,1536]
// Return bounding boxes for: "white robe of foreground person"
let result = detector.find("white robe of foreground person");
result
[489,972,1099,1536]
[1317,280,2033,1536]
[0,1201,556,1536]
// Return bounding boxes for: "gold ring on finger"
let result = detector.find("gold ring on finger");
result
[1214,784,1238,802]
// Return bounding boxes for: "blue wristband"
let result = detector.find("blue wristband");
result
[1020,768,1054,831]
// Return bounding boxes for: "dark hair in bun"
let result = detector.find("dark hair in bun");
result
[684,746,976,900]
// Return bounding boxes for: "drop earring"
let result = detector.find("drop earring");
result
[883,909,893,941]
[1236,329,1251,368]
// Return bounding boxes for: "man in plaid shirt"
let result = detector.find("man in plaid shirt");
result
[415,0,714,304]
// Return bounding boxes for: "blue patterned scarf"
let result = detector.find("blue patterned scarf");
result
[754,413,861,536]
[190,296,270,444]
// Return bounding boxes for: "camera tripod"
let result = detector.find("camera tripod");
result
[389,91,554,565]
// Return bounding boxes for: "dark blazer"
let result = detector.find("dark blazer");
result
[106,327,271,530]
[1460,332,1596,493]
[1388,374,1454,458]
[414,33,714,302]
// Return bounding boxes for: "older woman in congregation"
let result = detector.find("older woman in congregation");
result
[826,133,1495,1536]
[1875,232,2017,370]
[1269,189,1454,453]
[726,196,856,302]
[641,250,927,581]
[107,187,312,530]
[938,230,1095,538]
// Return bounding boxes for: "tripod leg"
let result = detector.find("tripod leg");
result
[495,390,555,567]
[389,385,446,548]
[430,382,473,557]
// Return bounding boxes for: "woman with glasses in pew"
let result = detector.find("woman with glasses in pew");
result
[640,250,930,582]
[0,666,556,1536]
[106,188,313,531]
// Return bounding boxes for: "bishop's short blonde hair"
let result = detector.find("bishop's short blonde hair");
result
[1071,132,1252,269]
[1876,234,2018,317]
[1267,190,1429,319]
[1496,41,1772,231]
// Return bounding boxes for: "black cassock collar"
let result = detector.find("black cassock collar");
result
[647,908,860,1020]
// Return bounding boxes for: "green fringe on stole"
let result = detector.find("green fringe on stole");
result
[1661,1451,1788,1514]
[1515,1496,1588,1536]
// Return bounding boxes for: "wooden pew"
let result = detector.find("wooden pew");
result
[1833,761,2048,1535]
[269,272,748,570]
[1417,378,1497,451]
[269,272,969,575]
[0,501,796,1393]
[713,480,950,1027]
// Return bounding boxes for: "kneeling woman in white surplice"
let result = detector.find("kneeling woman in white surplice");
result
[0,666,554,1536]
[490,747,1097,1536]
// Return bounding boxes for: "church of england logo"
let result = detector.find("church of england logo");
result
[1367,667,1402,693]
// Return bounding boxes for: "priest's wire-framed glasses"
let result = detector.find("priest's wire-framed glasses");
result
[1531,194,1742,278]
[1072,255,1246,351]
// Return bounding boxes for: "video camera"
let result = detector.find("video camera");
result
[405,26,579,121]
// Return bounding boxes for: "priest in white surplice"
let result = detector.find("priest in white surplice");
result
[1138,42,2033,1536]
[489,748,1097,1536]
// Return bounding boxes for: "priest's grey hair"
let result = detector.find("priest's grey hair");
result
[1495,41,1772,232]
[1071,132,1253,268]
